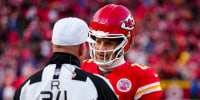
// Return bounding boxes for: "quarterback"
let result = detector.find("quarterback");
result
[81,4,162,100]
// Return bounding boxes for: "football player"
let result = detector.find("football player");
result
[81,4,162,100]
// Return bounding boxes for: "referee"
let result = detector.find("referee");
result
[14,17,118,100]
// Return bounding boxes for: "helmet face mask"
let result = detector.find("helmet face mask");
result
[88,30,127,65]
[88,4,135,66]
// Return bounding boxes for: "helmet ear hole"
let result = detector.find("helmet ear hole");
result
[114,48,123,58]
[128,35,133,44]
[126,35,133,50]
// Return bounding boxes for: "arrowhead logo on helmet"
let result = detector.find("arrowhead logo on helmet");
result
[121,14,135,30]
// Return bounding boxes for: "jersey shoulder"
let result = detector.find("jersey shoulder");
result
[81,59,96,68]
[124,62,159,79]
[82,59,95,64]
[127,63,162,99]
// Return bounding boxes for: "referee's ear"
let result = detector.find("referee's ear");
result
[79,42,86,64]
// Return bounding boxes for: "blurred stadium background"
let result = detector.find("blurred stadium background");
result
[0,0,199,100]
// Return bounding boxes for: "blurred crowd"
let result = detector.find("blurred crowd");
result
[0,0,200,99]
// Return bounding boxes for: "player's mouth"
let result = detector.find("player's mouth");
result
[96,54,107,60]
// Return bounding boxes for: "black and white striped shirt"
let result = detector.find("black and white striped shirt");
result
[14,52,118,100]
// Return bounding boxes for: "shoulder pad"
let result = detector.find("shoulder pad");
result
[131,63,149,70]
[87,59,93,63]
[82,59,93,64]
[130,63,159,78]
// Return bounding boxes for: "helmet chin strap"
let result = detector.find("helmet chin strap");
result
[98,56,125,72]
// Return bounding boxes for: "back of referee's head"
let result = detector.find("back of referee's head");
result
[51,17,89,63]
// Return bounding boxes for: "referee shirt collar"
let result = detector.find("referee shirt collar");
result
[48,52,81,67]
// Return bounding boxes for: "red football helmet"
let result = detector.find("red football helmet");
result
[88,4,135,66]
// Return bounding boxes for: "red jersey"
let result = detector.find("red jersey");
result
[81,59,162,100]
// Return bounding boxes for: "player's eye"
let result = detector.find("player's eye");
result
[96,40,101,44]
[105,42,113,46]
